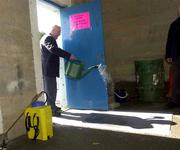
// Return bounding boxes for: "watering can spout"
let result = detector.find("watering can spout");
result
[81,65,99,78]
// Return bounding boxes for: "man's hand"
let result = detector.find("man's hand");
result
[166,58,172,64]
[70,54,76,60]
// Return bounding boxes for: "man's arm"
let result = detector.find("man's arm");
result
[165,24,173,61]
[43,35,71,60]
[165,22,177,63]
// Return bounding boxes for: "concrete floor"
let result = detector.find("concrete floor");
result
[7,102,180,150]
[8,125,180,150]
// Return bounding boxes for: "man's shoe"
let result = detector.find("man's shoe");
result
[52,107,62,117]
[55,106,62,112]
[52,111,61,117]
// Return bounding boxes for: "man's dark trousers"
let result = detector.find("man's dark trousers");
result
[43,75,58,113]
[172,58,180,104]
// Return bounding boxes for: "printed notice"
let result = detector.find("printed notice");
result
[70,12,91,31]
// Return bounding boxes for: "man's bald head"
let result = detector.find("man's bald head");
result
[50,25,61,40]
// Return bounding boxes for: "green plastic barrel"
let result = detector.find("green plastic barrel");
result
[135,59,165,102]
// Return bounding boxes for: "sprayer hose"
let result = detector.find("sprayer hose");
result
[5,91,47,135]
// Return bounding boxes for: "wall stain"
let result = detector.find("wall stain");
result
[16,64,24,94]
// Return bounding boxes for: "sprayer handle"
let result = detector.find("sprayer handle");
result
[69,59,82,64]
[32,91,48,103]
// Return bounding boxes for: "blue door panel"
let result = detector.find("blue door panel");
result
[60,0,108,110]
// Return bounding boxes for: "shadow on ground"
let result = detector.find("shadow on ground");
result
[61,111,176,129]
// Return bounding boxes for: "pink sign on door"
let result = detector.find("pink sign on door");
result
[70,12,91,31]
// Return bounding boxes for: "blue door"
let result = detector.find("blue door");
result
[60,0,108,110]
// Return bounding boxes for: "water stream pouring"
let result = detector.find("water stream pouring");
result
[65,60,99,80]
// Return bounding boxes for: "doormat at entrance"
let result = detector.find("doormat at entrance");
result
[53,109,174,137]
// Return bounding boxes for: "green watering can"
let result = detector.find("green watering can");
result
[65,60,99,80]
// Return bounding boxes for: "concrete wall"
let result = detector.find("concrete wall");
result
[52,0,71,6]
[102,0,177,95]
[0,0,36,139]
[102,0,176,82]
[71,0,89,5]
[29,0,44,93]
[0,107,3,135]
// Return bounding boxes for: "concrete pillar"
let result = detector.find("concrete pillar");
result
[0,0,36,139]
[29,0,43,93]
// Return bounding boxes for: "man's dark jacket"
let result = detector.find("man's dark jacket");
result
[40,34,71,77]
[166,17,180,61]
